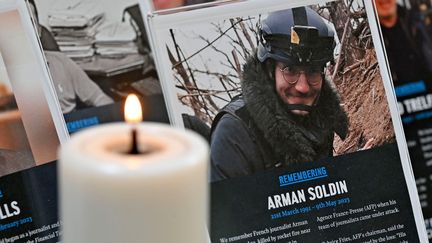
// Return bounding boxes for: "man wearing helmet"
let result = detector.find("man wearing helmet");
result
[210,7,349,182]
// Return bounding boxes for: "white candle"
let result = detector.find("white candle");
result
[59,122,209,243]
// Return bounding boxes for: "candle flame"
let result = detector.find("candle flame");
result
[124,94,143,123]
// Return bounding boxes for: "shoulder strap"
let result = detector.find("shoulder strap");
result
[211,97,278,169]
[211,97,246,135]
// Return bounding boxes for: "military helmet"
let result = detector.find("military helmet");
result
[257,7,336,67]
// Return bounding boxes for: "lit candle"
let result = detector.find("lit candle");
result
[124,94,142,154]
[59,95,209,243]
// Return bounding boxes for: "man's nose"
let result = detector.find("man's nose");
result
[294,73,310,94]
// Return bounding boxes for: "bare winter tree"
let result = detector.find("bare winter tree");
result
[322,1,395,154]
[168,17,256,124]
[167,0,395,154]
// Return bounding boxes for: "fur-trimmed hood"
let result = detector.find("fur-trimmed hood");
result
[241,56,349,165]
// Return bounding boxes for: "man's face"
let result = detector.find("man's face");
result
[152,0,186,10]
[274,62,323,116]
[375,0,397,19]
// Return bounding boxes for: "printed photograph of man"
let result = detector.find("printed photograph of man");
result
[23,0,173,134]
[375,0,432,83]
[210,8,349,181]
[163,1,394,182]
[375,0,432,238]
[27,0,114,114]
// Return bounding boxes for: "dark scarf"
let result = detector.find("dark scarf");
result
[241,57,349,165]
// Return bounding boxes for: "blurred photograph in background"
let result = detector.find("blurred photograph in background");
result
[27,0,172,134]
[0,52,35,177]
[376,0,432,238]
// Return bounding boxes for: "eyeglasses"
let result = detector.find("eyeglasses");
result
[279,65,323,85]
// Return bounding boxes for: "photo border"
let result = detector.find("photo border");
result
[365,0,428,239]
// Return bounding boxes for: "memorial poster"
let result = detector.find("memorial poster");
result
[373,0,432,239]
[0,1,63,241]
[144,0,428,241]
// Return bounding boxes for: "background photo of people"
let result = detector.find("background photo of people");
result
[163,0,396,181]
[375,0,432,238]
[25,0,189,133]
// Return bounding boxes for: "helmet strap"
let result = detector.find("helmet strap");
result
[263,59,276,81]
[285,104,314,112]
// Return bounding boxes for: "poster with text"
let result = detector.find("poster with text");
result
[373,0,432,239]
[145,0,428,241]
[0,1,63,242]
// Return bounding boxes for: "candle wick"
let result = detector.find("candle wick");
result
[129,128,139,154]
